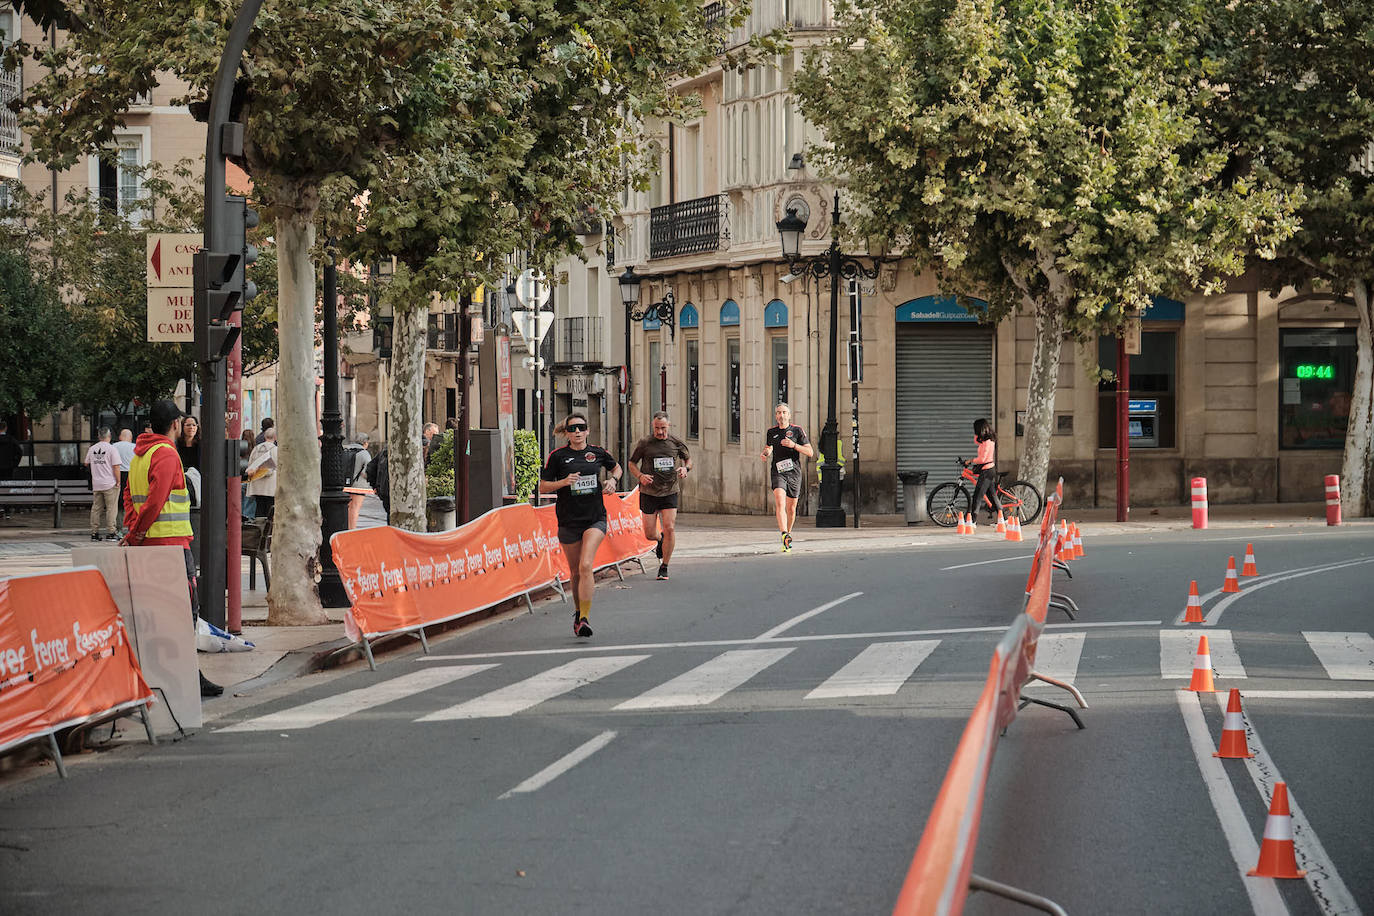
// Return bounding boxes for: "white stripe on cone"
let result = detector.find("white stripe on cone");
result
[1262,813,1294,842]
[1223,710,1245,731]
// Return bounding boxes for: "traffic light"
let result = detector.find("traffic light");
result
[194,193,259,363]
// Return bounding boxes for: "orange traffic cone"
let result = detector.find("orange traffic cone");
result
[956,513,967,534]
[1242,544,1258,577]
[1213,689,1253,759]
[968,514,977,535]
[1222,556,1242,593]
[1248,783,1306,878]
[1186,635,1216,692]
[995,512,1007,534]
[1072,523,1084,559]
[1183,580,1204,623]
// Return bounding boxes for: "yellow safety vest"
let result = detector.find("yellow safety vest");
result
[128,442,193,538]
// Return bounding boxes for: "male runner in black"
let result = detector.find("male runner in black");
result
[539,411,622,636]
[760,403,813,552]
[627,411,692,580]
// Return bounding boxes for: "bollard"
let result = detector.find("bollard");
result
[1191,477,1208,529]
[1325,474,1341,526]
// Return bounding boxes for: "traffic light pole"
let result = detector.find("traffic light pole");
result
[198,0,263,629]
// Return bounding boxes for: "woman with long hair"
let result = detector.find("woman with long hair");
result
[176,415,202,471]
[539,411,622,637]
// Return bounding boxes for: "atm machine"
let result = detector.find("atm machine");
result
[1127,399,1159,447]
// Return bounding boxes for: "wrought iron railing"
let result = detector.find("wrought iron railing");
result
[0,65,21,156]
[427,312,458,351]
[649,194,730,261]
[555,316,604,365]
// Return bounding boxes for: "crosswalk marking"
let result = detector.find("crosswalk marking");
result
[1028,633,1085,686]
[614,648,794,710]
[218,665,498,732]
[416,655,648,721]
[804,641,938,700]
[1159,629,1247,679]
[1302,631,1374,680]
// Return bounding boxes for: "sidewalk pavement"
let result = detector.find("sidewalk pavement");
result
[2,498,1368,697]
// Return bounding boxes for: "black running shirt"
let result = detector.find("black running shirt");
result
[766,425,809,476]
[543,445,618,526]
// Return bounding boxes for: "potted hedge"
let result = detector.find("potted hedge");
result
[424,430,457,531]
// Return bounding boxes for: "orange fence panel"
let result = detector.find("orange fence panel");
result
[1,568,154,757]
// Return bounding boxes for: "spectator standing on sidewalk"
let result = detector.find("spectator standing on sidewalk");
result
[255,417,273,445]
[366,445,390,523]
[245,428,278,519]
[119,399,222,697]
[0,419,22,479]
[422,422,440,462]
[345,433,372,529]
[83,427,122,540]
[175,415,202,471]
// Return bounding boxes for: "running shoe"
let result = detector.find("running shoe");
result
[573,608,581,636]
[576,617,594,638]
[657,563,669,580]
[655,536,663,559]
[783,532,793,552]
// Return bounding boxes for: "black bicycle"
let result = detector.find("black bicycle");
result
[927,457,1043,527]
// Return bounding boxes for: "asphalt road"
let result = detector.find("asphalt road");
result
[2,524,1372,915]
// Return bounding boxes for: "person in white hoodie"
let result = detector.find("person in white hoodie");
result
[244,427,278,519]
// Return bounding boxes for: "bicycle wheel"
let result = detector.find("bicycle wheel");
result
[927,482,971,528]
[1004,481,1043,524]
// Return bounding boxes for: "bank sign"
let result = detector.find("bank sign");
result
[145,233,202,342]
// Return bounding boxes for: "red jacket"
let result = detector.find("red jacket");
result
[122,433,192,548]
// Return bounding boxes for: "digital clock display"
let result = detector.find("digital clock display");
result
[1293,364,1335,380]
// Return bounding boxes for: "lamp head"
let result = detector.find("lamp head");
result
[776,208,807,260]
[617,265,643,307]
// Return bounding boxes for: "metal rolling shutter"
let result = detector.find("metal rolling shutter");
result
[894,325,994,509]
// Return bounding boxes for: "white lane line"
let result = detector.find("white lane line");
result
[417,656,647,721]
[1203,557,1374,626]
[804,640,939,700]
[217,665,498,732]
[757,592,863,639]
[1302,632,1374,681]
[1214,692,1362,916]
[1240,690,1374,700]
[1170,558,1373,626]
[1160,629,1247,679]
[499,731,617,800]
[940,554,1035,571]
[1026,632,1085,686]
[1176,692,1288,916]
[614,648,793,710]
[415,620,1163,663]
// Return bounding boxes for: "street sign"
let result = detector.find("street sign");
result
[147,288,196,342]
[146,233,202,287]
[513,268,550,309]
[1124,314,1142,355]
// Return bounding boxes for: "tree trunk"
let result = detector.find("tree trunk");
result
[1341,277,1373,517]
[265,208,328,626]
[1019,300,1067,498]
[388,287,428,532]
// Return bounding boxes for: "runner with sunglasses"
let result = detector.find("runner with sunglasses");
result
[539,412,622,637]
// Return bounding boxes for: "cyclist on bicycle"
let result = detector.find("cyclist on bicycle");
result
[970,418,1001,522]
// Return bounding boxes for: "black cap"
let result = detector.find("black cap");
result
[149,399,185,435]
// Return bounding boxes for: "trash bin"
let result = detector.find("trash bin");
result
[898,471,929,526]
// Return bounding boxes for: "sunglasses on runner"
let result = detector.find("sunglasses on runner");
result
[566,423,588,432]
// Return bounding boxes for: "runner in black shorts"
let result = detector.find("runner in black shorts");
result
[539,411,622,637]
[759,403,812,552]
[627,411,692,580]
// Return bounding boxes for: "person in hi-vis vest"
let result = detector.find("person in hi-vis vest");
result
[120,399,223,698]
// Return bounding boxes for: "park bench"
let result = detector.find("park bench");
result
[0,480,97,527]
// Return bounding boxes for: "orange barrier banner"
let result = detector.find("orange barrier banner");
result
[894,482,1064,916]
[0,568,154,756]
[533,489,657,580]
[331,502,560,642]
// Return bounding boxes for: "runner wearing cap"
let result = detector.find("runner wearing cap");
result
[539,411,622,637]
[627,412,692,581]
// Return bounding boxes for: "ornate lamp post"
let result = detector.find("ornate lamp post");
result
[776,192,882,528]
[510,269,554,461]
[317,243,350,606]
[617,266,678,462]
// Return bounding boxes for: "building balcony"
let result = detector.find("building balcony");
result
[554,316,605,366]
[649,194,730,261]
[427,312,458,352]
[1,65,21,167]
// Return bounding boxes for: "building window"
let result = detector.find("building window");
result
[648,339,662,413]
[97,143,142,215]
[1096,331,1177,449]
[243,390,255,433]
[517,388,527,429]
[1280,328,1358,449]
[771,336,788,408]
[727,337,741,443]
[686,338,700,439]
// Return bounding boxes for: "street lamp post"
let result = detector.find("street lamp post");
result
[317,244,350,606]
[776,192,882,528]
[617,266,677,458]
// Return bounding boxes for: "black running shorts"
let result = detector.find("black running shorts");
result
[557,519,608,544]
[638,491,680,514]
[770,470,802,498]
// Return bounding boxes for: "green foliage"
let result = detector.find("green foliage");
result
[424,430,456,500]
[0,248,80,418]
[513,429,540,503]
